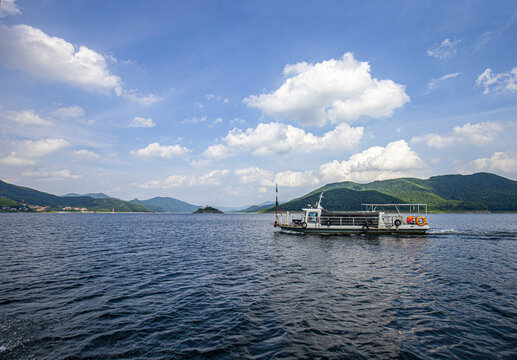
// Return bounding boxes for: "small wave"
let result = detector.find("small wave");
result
[0,345,6,352]
[429,229,457,234]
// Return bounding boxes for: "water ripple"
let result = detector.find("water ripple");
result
[0,213,516,359]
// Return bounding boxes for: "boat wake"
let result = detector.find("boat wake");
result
[429,229,457,234]
[429,229,517,240]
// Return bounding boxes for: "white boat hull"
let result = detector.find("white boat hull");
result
[275,223,429,235]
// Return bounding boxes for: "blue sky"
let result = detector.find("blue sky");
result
[0,0,516,206]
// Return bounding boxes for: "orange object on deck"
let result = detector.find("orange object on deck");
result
[406,216,415,224]
[416,217,427,226]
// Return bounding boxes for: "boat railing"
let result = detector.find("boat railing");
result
[276,207,428,228]
[319,216,379,227]
[275,211,304,226]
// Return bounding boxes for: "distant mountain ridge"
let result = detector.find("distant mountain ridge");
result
[238,201,275,213]
[129,197,199,212]
[0,180,149,212]
[265,173,517,212]
[2,172,516,213]
[63,192,112,199]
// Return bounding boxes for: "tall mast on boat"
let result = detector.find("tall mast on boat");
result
[275,183,279,225]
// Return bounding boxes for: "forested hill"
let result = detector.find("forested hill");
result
[129,197,199,212]
[0,180,149,212]
[270,173,517,212]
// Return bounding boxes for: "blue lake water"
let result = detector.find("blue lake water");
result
[0,213,516,359]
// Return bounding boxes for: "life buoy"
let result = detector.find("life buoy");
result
[394,219,401,227]
[416,217,427,226]
[301,222,307,228]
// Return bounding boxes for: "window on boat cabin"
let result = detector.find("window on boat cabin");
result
[308,212,318,223]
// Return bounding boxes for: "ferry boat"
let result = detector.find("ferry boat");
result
[274,192,429,235]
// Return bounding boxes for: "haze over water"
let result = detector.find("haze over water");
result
[1,213,516,359]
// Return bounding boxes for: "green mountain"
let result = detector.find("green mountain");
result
[63,192,112,199]
[427,173,517,211]
[267,173,517,212]
[0,180,150,212]
[129,197,199,212]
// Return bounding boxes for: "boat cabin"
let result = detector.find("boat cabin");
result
[297,207,380,227]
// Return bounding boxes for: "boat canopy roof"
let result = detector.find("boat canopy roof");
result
[362,203,427,215]
[362,203,427,206]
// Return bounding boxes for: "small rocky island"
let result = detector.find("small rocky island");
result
[193,206,223,214]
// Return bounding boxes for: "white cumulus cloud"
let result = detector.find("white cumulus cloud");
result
[0,0,20,17]
[411,121,502,148]
[0,25,162,106]
[319,140,425,183]
[129,142,190,158]
[244,52,409,126]
[20,138,69,157]
[197,169,230,186]
[462,151,517,174]
[274,170,320,187]
[129,116,155,128]
[0,138,68,166]
[427,38,462,59]
[203,122,364,159]
[0,24,122,94]
[73,149,101,160]
[3,109,53,126]
[476,67,517,94]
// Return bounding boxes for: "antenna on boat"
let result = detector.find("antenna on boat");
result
[317,192,324,209]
